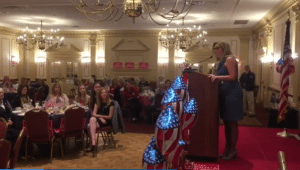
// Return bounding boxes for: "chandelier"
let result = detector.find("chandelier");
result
[71,0,196,25]
[17,21,64,50]
[159,25,208,50]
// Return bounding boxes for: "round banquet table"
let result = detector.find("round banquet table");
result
[12,107,92,129]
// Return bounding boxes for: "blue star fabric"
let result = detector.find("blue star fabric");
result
[277,58,284,65]
[156,105,180,130]
[161,87,182,105]
[171,76,187,90]
[143,137,165,165]
[184,98,198,114]
[178,139,187,146]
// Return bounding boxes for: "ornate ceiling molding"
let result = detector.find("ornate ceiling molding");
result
[264,18,273,37]
[292,2,300,20]
[0,26,19,36]
[253,0,298,32]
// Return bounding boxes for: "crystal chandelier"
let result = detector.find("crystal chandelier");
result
[17,20,64,50]
[159,25,208,50]
[71,0,196,25]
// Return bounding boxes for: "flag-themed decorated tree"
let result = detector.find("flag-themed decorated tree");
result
[142,75,199,169]
[142,137,166,169]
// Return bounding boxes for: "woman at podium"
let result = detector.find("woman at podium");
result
[210,42,243,160]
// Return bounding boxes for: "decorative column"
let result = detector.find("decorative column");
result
[89,32,97,77]
[292,3,300,110]
[238,36,250,77]
[261,19,274,108]
[168,48,175,81]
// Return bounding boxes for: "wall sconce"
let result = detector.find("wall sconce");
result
[96,56,105,67]
[174,57,185,64]
[11,55,20,65]
[35,51,47,64]
[81,56,91,63]
[261,52,274,64]
[292,53,298,59]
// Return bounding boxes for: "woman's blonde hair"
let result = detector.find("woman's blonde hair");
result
[51,83,62,96]
[214,42,233,60]
[97,88,111,109]
[75,85,88,104]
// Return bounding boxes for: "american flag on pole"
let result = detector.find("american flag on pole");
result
[276,18,295,123]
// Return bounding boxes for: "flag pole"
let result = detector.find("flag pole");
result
[275,11,299,140]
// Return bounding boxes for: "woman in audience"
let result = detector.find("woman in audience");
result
[0,88,20,147]
[12,84,35,109]
[88,88,115,156]
[123,81,143,122]
[2,76,14,91]
[109,79,118,99]
[74,85,90,106]
[45,84,69,111]
[89,82,101,111]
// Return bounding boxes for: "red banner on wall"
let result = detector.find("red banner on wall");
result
[139,62,149,69]
[113,62,123,69]
[125,62,135,69]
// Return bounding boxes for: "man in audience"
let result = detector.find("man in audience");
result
[239,65,256,117]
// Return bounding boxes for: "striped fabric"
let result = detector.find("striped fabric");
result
[276,19,295,123]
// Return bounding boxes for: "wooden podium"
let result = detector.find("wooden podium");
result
[184,71,220,161]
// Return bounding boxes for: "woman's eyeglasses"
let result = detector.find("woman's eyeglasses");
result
[213,46,221,50]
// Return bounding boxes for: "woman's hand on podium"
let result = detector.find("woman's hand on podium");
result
[209,75,217,83]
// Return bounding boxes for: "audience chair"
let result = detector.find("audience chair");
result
[54,106,86,157]
[0,118,8,139]
[24,109,55,163]
[0,139,11,169]
[96,126,116,152]
[8,128,25,169]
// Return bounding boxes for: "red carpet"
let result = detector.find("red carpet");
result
[191,126,300,170]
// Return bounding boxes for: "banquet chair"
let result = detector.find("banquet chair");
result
[54,106,86,157]
[0,139,11,169]
[24,109,55,163]
[8,128,25,169]
[0,118,8,139]
[95,126,116,152]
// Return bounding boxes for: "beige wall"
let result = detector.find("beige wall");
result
[0,0,299,110]
[252,0,300,110]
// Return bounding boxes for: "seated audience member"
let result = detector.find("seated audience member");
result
[45,84,69,111]
[75,85,90,106]
[85,78,95,95]
[109,79,118,99]
[2,76,15,92]
[145,84,165,123]
[89,82,102,111]
[113,79,123,108]
[123,81,143,122]
[156,76,165,88]
[88,88,115,156]
[164,79,172,91]
[20,77,29,86]
[12,84,35,109]
[37,79,49,102]
[0,88,20,147]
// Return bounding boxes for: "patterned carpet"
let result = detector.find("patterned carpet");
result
[15,104,267,169]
